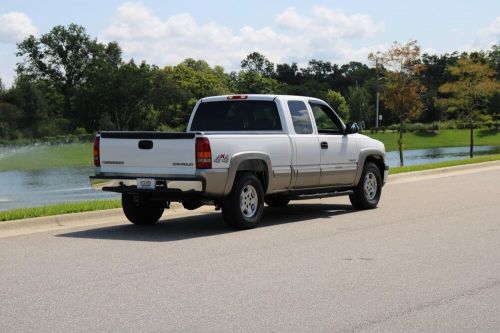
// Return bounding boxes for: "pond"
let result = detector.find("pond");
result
[0,145,499,211]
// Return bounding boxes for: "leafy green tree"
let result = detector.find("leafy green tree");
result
[419,52,459,122]
[111,60,152,130]
[324,90,349,120]
[11,77,50,136]
[148,68,190,129]
[347,86,372,127]
[16,24,116,124]
[164,59,229,101]
[241,52,275,77]
[276,62,301,85]
[437,56,500,157]
[232,71,282,94]
[369,40,426,166]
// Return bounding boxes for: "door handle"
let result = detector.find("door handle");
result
[320,141,328,149]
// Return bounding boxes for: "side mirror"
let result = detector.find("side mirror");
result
[345,121,359,134]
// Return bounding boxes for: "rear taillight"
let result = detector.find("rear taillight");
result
[196,137,211,169]
[93,136,100,167]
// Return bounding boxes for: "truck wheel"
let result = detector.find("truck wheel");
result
[349,162,382,210]
[122,193,164,225]
[265,195,290,207]
[222,172,264,229]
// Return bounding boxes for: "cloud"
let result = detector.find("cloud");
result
[101,2,385,71]
[476,16,500,48]
[0,12,37,43]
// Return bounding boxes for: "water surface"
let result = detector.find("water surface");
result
[0,145,498,211]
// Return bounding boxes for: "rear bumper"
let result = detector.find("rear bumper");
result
[90,176,204,193]
[90,169,229,197]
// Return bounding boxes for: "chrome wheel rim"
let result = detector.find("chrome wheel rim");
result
[363,172,378,201]
[240,184,258,218]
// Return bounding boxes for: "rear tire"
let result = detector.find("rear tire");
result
[221,172,264,229]
[265,195,290,207]
[122,193,164,225]
[349,162,382,210]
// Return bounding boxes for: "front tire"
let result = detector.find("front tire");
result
[122,193,164,225]
[349,162,382,209]
[221,172,264,229]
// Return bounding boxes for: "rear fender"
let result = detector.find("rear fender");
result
[224,152,273,195]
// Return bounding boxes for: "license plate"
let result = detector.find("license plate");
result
[137,178,155,190]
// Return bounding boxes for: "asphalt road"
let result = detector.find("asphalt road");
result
[1,165,500,332]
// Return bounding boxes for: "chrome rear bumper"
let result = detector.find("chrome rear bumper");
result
[90,176,203,192]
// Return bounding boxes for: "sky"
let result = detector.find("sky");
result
[1,0,499,87]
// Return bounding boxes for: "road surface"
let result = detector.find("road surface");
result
[1,165,500,332]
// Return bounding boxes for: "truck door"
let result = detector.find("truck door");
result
[309,102,358,186]
[287,100,321,188]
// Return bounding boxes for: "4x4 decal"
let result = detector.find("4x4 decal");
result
[214,153,230,163]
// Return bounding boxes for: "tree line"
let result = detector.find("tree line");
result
[0,24,499,146]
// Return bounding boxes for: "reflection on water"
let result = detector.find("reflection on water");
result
[0,145,499,211]
[0,166,118,211]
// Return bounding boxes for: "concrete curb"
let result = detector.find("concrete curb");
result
[1,160,499,236]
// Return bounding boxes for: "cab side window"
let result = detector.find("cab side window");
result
[309,103,343,134]
[288,100,313,134]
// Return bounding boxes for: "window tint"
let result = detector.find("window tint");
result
[310,103,343,134]
[288,100,313,134]
[190,100,282,131]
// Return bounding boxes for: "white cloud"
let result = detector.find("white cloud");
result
[0,12,37,43]
[476,16,500,48]
[101,2,385,71]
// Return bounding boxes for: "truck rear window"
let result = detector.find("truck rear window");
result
[190,100,282,131]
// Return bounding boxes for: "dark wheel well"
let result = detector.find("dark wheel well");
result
[365,155,386,183]
[236,159,269,192]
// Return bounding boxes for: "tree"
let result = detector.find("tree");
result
[324,90,349,120]
[437,56,500,157]
[419,52,459,122]
[16,24,115,124]
[232,71,282,94]
[165,59,229,101]
[110,60,152,130]
[369,40,426,166]
[347,86,372,127]
[241,52,275,77]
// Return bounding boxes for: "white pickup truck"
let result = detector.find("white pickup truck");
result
[90,94,388,229]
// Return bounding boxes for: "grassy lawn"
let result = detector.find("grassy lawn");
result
[367,129,499,152]
[0,143,92,171]
[0,199,121,221]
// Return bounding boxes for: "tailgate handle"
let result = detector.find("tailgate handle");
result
[138,140,153,150]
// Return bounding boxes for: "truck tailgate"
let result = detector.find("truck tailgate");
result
[98,132,196,176]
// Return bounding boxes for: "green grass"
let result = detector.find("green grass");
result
[367,129,500,151]
[389,154,500,174]
[0,199,121,222]
[0,143,92,171]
